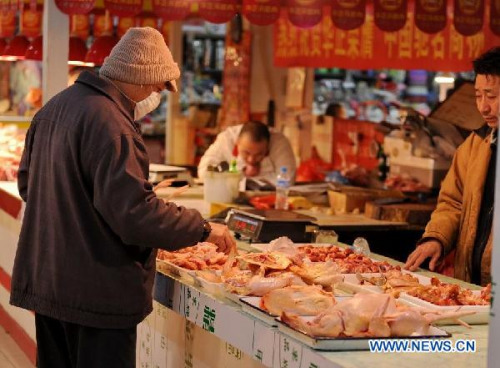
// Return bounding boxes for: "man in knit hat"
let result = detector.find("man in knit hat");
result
[10,27,235,367]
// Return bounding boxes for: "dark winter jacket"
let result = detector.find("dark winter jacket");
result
[10,71,204,328]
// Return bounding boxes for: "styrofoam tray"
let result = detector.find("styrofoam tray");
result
[276,315,451,351]
[192,273,225,297]
[156,259,195,283]
[240,296,279,326]
[399,291,489,325]
[337,271,432,294]
[249,243,335,252]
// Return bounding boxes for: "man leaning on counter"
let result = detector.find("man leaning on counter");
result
[197,120,297,184]
[405,47,500,286]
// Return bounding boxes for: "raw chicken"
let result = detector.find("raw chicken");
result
[289,259,344,290]
[280,293,474,338]
[260,285,336,316]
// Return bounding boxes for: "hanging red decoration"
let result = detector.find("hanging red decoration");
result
[197,0,238,24]
[454,0,484,36]
[55,0,95,15]
[152,0,191,21]
[242,0,280,26]
[287,0,323,28]
[332,0,367,30]
[374,0,407,32]
[104,0,143,17]
[415,0,447,34]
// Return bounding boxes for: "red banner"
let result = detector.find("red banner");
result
[70,14,90,39]
[0,11,15,38]
[104,0,142,17]
[55,0,95,15]
[374,0,407,32]
[274,11,500,71]
[117,17,135,37]
[198,0,238,24]
[152,0,191,20]
[491,0,500,35]
[242,0,280,26]
[287,0,323,28]
[220,31,252,129]
[454,0,484,36]
[94,13,113,36]
[415,0,447,34]
[332,0,366,30]
[21,9,42,37]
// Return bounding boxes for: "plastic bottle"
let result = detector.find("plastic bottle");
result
[275,166,291,210]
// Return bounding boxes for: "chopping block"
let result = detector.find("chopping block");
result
[365,201,436,225]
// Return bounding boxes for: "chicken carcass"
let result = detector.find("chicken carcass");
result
[289,259,344,290]
[261,285,336,316]
[280,293,474,338]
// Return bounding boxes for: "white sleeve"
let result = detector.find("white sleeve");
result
[267,133,297,184]
[197,130,232,179]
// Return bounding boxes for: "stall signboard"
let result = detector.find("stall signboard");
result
[415,0,447,34]
[274,9,500,71]
[491,0,500,34]
[117,16,135,37]
[0,11,15,38]
[242,0,281,26]
[197,0,239,24]
[374,0,407,32]
[93,12,113,36]
[55,0,95,15]
[286,0,323,28]
[21,9,42,38]
[332,0,366,30]
[454,0,485,36]
[70,14,90,39]
[152,0,191,21]
[104,0,143,17]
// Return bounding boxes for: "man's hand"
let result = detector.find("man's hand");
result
[244,164,260,177]
[404,240,442,271]
[206,222,236,254]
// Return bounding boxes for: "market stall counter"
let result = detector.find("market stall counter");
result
[142,244,488,368]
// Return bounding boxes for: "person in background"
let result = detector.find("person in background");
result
[198,120,297,184]
[10,27,235,368]
[405,47,500,286]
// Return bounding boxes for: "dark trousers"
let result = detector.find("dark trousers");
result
[35,313,137,368]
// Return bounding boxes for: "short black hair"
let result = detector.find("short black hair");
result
[239,121,270,142]
[473,47,500,76]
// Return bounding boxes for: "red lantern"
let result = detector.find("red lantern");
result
[242,0,280,26]
[85,35,118,66]
[55,0,96,15]
[287,0,323,28]
[332,0,366,30]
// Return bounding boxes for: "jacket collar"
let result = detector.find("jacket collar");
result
[75,71,139,131]
[474,124,497,146]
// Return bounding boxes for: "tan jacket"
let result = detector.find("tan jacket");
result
[422,130,493,285]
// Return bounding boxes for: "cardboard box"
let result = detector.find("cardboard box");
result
[327,187,403,213]
[389,155,450,188]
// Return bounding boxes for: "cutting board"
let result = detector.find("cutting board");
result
[365,201,436,225]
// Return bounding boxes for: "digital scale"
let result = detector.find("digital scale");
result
[226,208,317,243]
[149,164,193,185]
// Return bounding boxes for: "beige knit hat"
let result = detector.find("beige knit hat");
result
[100,27,180,92]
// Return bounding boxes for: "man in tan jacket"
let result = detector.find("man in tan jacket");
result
[405,47,500,286]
